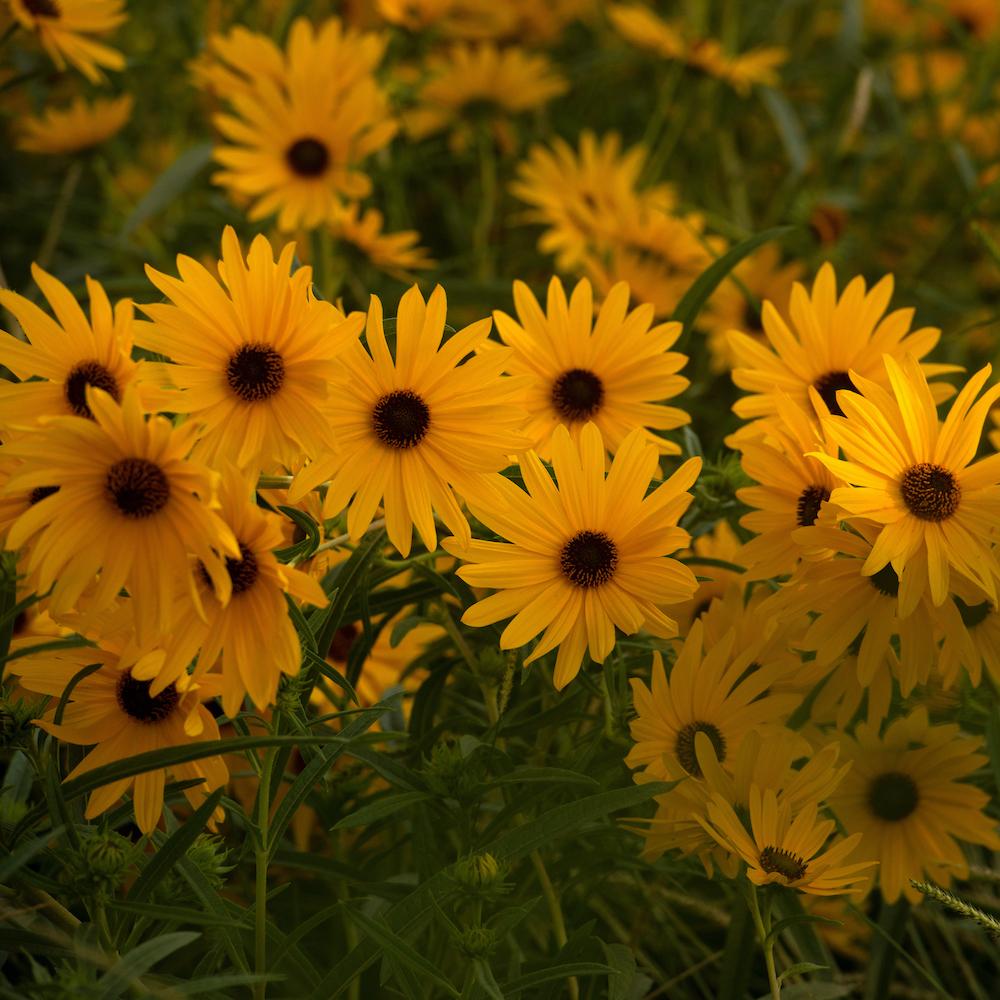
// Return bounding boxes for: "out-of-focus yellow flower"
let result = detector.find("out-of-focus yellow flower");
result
[15,94,131,155]
[330,204,435,280]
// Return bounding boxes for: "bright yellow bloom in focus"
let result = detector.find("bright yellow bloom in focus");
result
[829,709,1000,903]
[289,285,529,557]
[812,356,1000,610]
[449,424,700,689]
[10,633,227,834]
[7,0,125,82]
[134,468,328,718]
[207,17,397,230]
[138,227,364,472]
[0,264,155,431]
[405,43,567,149]
[2,388,238,644]
[15,94,131,154]
[698,787,873,896]
[330,203,435,280]
[492,277,689,459]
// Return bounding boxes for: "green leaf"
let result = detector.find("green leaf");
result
[97,931,200,998]
[127,788,225,903]
[501,963,614,994]
[778,962,830,982]
[118,143,212,239]
[777,985,853,1000]
[766,913,843,947]
[489,767,600,789]
[670,226,796,340]
[771,888,838,981]
[107,900,242,927]
[718,901,755,1000]
[604,942,637,1000]
[0,826,64,883]
[474,959,506,1000]
[760,88,810,175]
[347,908,462,998]
[1,635,94,668]
[162,973,285,996]
[333,790,433,830]
[274,506,321,562]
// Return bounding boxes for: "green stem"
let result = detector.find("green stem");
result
[745,883,781,1000]
[254,745,279,1000]
[863,897,910,1000]
[472,127,497,281]
[35,160,83,275]
[529,849,578,1000]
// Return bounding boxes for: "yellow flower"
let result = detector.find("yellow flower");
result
[935,576,1000,687]
[627,621,799,780]
[728,263,958,440]
[829,709,1000,903]
[138,227,364,472]
[15,93,131,154]
[0,264,154,430]
[2,388,238,644]
[330,203,435,280]
[207,17,397,230]
[11,634,227,834]
[404,43,567,149]
[289,285,528,557]
[812,356,1000,610]
[449,424,700,689]
[699,787,873,896]
[7,0,125,82]
[511,131,675,272]
[492,277,689,459]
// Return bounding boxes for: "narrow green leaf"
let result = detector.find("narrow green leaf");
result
[474,958,506,1000]
[313,529,385,653]
[501,963,614,993]
[489,767,600,789]
[0,826,63,883]
[779,961,830,982]
[118,143,212,239]
[771,888,838,980]
[333,790,433,830]
[163,973,285,996]
[760,88,810,175]
[348,908,462,999]
[274,506,321,562]
[97,931,200,998]
[718,901,755,1000]
[107,900,242,927]
[127,788,225,903]
[1,635,94,668]
[766,913,843,947]
[604,942,637,1000]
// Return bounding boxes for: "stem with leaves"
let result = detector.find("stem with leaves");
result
[745,882,781,1000]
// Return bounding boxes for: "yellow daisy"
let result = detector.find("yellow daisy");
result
[404,43,567,149]
[330,203,435,280]
[132,468,328,717]
[492,276,689,459]
[448,424,700,689]
[7,0,125,82]
[829,709,1000,903]
[699,787,873,896]
[15,94,132,155]
[510,130,675,272]
[812,356,1000,609]
[11,635,227,835]
[2,387,238,644]
[208,17,397,230]
[137,227,364,472]
[627,621,799,780]
[0,264,150,430]
[289,284,527,557]
[936,576,1000,687]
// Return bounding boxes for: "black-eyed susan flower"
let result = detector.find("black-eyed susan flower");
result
[137,227,364,472]
[11,633,227,834]
[812,356,1000,610]
[7,0,125,82]
[15,94,132,155]
[936,577,1000,687]
[829,709,1000,903]
[404,43,567,151]
[510,130,676,271]
[448,424,700,689]
[134,468,327,718]
[492,277,689,459]
[0,265,152,430]
[728,263,958,440]
[289,284,528,558]
[698,787,873,896]
[2,388,238,644]
[330,204,435,280]
[627,621,799,780]
[207,17,396,230]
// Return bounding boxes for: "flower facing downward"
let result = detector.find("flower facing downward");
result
[138,227,364,471]
[289,285,528,557]
[15,94,132,155]
[447,424,701,689]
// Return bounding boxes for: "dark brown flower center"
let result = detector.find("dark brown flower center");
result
[869,563,900,598]
[286,138,330,178]
[560,530,618,588]
[812,370,855,416]
[116,671,179,723]
[225,541,259,595]
[28,485,59,505]
[795,484,830,527]
[24,0,60,17]
[955,597,992,629]
[328,623,359,662]
[551,368,605,421]
[64,360,119,418]
[372,389,430,449]
[674,720,726,777]
[868,770,919,822]
[899,463,961,522]
[105,458,170,519]
[226,343,285,403]
[759,846,807,881]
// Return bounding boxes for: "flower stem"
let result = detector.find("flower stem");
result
[254,744,278,1000]
[745,883,781,1000]
[35,160,82,275]
[530,849,578,1000]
